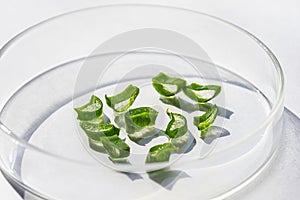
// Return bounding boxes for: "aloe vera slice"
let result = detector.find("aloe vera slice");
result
[152,72,186,97]
[146,143,178,163]
[85,114,111,125]
[105,85,139,112]
[124,107,158,134]
[160,96,211,113]
[80,122,120,140]
[100,135,130,159]
[193,104,218,139]
[183,83,221,102]
[160,96,233,119]
[74,95,103,121]
[165,110,188,139]
[88,138,106,153]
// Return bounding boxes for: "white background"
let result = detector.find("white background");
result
[0,0,299,199]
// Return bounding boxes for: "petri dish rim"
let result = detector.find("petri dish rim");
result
[0,4,285,165]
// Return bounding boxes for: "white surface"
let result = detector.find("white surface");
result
[238,108,300,200]
[0,0,299,199]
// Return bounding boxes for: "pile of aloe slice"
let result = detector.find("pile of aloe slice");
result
[74,72,225,164]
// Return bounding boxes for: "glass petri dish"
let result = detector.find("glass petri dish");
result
[0,4,284,200]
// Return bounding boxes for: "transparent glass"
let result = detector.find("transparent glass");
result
[0,4,284,200]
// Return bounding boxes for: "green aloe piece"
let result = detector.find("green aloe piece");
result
[160,96,198,113]
[88,138,106,153]
[146,143,178,163]
[105,85,139,112]
[160,96,233,119]
[171,133,190,149]
[125,107,158,134]
[183,83,221,102]
[165,109,188,139]
[100,135,130,159]
[85,114,111,125]
[80,122,120,140]
[152,72,186,97]
[74,95,103,120]
[114,113,126,128]
[127,127,159,143]
[193,104,219,139]
[160,96,212,113]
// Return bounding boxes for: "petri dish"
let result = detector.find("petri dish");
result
[0,4,284,200]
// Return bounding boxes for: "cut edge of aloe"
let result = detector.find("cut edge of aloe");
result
[165,109,188,139]
[193,104,219,139]
[74,95,103,121]
[105,84,139,112]
[183,83,221,102]
[80,122,120,140]
[152,72,186,97]
[100,135,130,159]
[146,142,178,163]
[124,107,158,134]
